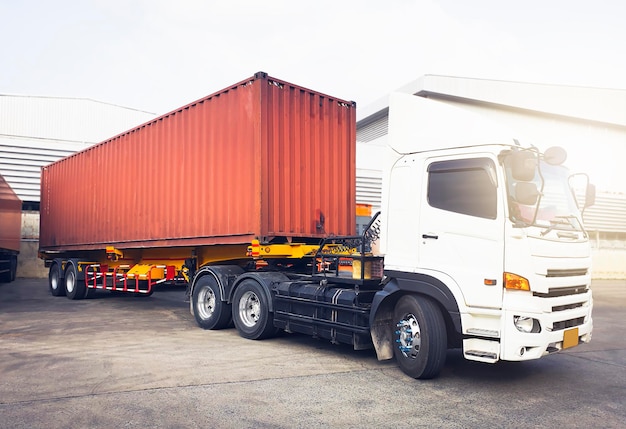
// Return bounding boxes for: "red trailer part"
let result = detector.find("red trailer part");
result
[40,72,356,252]
[0,173,21,282]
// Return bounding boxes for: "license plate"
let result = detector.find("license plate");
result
[562,327,579,349]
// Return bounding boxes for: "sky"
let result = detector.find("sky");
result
[1,0,625,188]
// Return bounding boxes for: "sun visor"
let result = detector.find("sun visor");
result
[387,92,516,155]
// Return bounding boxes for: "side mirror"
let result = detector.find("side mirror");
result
[585,183,596,208]
[569,173,595,211]
[543,146,568,166]
[510,151,536,181]
[514,182,539,205]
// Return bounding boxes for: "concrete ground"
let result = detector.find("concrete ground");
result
[0,278,624,428]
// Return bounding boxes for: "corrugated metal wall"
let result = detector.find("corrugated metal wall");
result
[356,169,382,211]
[356,115,388,143]
[583,192,626,233]
[355,116,387,212]
[0,136,79,203]
[0,95,155,143]
[0,95,155,203]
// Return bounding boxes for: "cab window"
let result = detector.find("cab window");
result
[427,158,497,219]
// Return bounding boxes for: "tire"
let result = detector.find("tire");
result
[192,275,232,329]
[0,255,16,283]
[232,279,278,340]
[9,255,17,282]
[65,263,86,300]
[49,263,66,296]
[393,294,447,379]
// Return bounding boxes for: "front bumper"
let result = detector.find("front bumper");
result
[462,289,593,363]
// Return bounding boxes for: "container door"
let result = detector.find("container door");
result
[418,155,504,309]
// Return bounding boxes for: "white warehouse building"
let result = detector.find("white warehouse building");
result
[356,75,626,279]
[2,76,625,279]
[0,94,156,276]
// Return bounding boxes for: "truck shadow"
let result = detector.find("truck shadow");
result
[441,349,550,383]
[271,332,553,383]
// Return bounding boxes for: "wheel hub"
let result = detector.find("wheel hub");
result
[396,314,421,358]
[66,272,75,294]
[197,288,216,318]
[239,291,261,327]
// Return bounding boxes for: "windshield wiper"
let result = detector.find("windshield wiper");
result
[540,215,582,237]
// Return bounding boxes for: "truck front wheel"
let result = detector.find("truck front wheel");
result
[49,263,65,296]
[393,294,447,379]
[232,279,278,340]
[192,275,232,329]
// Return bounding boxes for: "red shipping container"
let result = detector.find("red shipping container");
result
[39,72,356,252]
[0,174,21,253]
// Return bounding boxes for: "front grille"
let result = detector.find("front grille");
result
[552,317,585,331]
[534,285,588,298]
[553,302,584,312]
[546,268,588,277]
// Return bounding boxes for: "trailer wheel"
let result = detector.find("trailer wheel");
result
[192,275,232,329]
[393,294,447,379]
[0,264,9,283]
[10,255,17,282]
[232,279,278,340]
[49,263,66,296]
[0,255,16,283]
[65,263,86,300]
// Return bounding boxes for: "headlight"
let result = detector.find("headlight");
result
[514,316,541,333]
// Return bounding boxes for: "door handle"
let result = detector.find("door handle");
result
[422,234,439,240]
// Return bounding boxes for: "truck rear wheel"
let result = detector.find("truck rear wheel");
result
[192,275,232,329]
[393,294,447,379]
[232,279,278,340]
[65,263,86,300]
[49,263,65,296]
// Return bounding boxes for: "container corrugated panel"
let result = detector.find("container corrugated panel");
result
[40,73,356,251]
[0,173,22,252]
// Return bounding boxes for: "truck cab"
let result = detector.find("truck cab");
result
[370,93,594,377]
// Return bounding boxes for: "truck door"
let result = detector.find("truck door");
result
[418,155,504,309]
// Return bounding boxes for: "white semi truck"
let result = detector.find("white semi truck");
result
[42,78,595,379]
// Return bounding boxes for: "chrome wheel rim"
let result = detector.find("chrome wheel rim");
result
[50,271,59,290]
[197,286,216,320]
[239,291,261,328]
[66,270,75,294]
[396,313,422,359]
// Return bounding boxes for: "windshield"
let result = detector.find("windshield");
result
[506,160,583,232]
